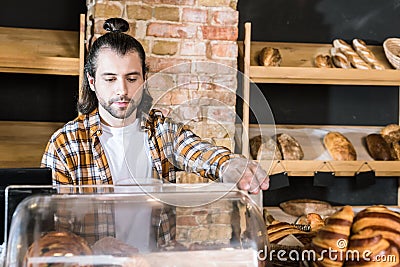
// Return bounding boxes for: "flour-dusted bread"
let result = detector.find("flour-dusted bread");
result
[365,133,393,161]
[380,124,400,143]
[352,38,385,70]
[333,39,371,69]
[258,47,282,67]
[323,132,357,160]
[249,135,282,160]
[276,133,304,160]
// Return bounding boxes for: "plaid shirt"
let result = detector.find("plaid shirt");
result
[41,108,234,246]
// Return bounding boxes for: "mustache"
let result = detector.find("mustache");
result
[109,96,132,103]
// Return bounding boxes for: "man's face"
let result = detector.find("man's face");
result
[88,48,145,121]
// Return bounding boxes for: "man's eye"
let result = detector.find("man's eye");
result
[127,78,137,82]
[104,77,115,82]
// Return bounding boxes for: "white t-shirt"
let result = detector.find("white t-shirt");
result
[99,120,154,252]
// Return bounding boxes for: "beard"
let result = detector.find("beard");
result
[98,95,141,119]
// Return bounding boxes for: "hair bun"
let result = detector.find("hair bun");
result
[103,18,129,33]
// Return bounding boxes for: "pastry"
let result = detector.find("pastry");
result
[249,135,282,160]
[276,133,304,160]
[365,133,393,160]
[333,39,371,69]
[24,231,92,267]
[323,132,357,160]
[330,47,352,69]
[314,54,334,68]
[258,47,282,67]
[352,205,400,250]
[267,220,310,243]
[311,206,354,267]
[352,38,385,70]
[307,213,326,232]
[345,229,400,266]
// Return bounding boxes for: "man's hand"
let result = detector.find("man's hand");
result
[221,157,269,194]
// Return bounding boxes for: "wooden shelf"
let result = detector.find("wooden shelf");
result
[0,121,64,168]
[238,41,400,86]
[242,124,400,177]
[0,26,80,76]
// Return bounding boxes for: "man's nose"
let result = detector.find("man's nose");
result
[115,80,128,95]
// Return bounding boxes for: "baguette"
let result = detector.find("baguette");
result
[330,47,351,69]
[352,38,385,70]
[333,39,371,69]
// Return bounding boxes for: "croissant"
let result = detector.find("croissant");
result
[345,228,400,266]
[352,205,400,250]
[311,205,354,266]
[267,220,309,243]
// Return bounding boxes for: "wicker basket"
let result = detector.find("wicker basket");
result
[383,38,400,69]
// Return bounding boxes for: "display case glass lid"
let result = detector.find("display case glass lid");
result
[5,183,268,267]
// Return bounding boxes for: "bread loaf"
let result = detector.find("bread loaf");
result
[333,39,371,69]
[365,133,393,161]
[314,54,334,68]
[249,135,282,160]
[24,231,92,267]
[352,38,385,70]
[311,206,354,267]
[345,228,400,266]
[352,205,400,250]
[330,47,352,68]
[323,132,357,160]
[276,133,304,160]
[258,47,282,67]
[380,124,400,143]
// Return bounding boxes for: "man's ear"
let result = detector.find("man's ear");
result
[87,73,95,91]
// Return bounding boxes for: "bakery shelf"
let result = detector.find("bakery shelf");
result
[0,26,80,76]
[0,121,64,168]
[238,41,400,86]
[244,123,400,177]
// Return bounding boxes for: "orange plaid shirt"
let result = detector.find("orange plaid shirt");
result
[41,108,234,245]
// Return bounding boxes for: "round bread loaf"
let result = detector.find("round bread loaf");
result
[249,135,282,160]
[24,231,92,267]
[258,47,282,67]
[380,124,400,143]
[365,133,393,161]
[276,133,304,160]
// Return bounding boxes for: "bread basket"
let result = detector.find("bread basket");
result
[383,38,400,69]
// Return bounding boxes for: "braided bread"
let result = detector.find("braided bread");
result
[352,205,400,250]
[345,229,400,266]
[24,231,92,267]
[311,205,354,266]
[330,47,352,69]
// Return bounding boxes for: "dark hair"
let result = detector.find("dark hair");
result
[78,18,153,116]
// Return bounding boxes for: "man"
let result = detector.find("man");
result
[41,18,269,248]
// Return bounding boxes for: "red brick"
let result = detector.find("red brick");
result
[143,0,195,5]
[147,23,197,39]
[182,8,208,23]
[209,42,238,58]
[147,57,191,73]
[180,41,207,56]
[211,10,238,26]
[201,26,238,41]
[93,3,123,18]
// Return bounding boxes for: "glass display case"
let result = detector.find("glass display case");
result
[4,183,268,266]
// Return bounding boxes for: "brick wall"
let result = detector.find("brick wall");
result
[86,0,239,245]
[85,0,239,184]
